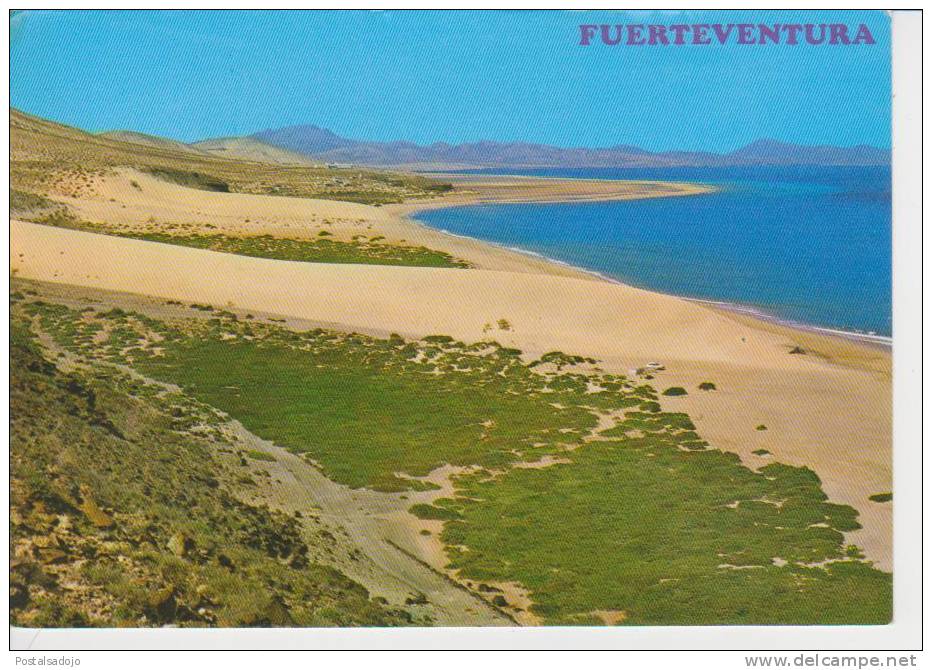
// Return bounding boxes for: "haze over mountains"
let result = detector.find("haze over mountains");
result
[250,125,890,169]
[99,120,890,169]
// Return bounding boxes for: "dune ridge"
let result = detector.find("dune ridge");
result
[12,186,891,569]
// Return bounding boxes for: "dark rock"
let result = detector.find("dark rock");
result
[10,583,29,609]
[148,585,177,622]
[405,592,429,606]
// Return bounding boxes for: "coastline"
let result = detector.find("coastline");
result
[393,176,892,357]
[390,176,892,570]
[11,169,891,571]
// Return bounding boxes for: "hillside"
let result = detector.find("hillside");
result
[98,130,210,156]
[11,109,451,206]
[10,292,419,627]
[99,130,319,166]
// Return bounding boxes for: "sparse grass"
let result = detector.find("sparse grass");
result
[10,189,57,215]
[245,450,277,462]
[11,109,453,205]
[13,288,891,626]
[29,215,470,269]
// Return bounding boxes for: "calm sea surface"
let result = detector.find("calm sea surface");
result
[417,166,891,338]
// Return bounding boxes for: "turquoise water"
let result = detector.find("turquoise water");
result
[417,166,891,338]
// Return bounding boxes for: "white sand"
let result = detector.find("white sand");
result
[11,168,892,570]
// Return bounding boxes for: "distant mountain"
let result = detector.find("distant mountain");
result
[247,125,890,169]
[727,138,890,166]
[190,136,317,165]
[253,124,358,155]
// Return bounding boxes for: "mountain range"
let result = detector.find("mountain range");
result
[249,125,890,169]
[99,122,890,169]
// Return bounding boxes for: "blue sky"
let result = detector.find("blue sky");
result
[10,10,891,151]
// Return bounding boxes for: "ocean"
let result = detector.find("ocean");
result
[416,166,892,340]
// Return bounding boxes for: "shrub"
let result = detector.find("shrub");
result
[698,382,717,391]
[409,503,460,521]
[868,493,892,503]
[10,189,56,213]
[752,449,771,456]
[662,387,687,397]
[426,182,454,193]
[423,335,455,344]
[756,425,767,431]
[142,167,229,192]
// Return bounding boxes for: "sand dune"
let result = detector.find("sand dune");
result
[11,218,891,569]
[57,168,707,278]
[11,220,820,364]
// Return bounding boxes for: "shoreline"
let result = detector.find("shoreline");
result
[396,177,892,354]
[11,169,891,569]
[10,170,892,569]
[11,216,893,569]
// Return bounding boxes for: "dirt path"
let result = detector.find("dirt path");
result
[225,422,512,626]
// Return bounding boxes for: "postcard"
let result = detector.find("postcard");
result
[7,7,923,657]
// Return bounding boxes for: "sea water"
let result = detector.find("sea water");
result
[416,166,891,339]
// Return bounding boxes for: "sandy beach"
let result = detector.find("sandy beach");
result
[10,167,892,572]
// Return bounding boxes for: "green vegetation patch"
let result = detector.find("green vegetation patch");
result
[14,290,891,626]
[662,387,688,396]
[409,503,462,521]
[868,493,892,503]
[31,212,469,269]
[123,232,470,268]
[440,441,890,625]
[19,296,617,491]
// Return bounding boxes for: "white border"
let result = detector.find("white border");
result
[4,3,924,656]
